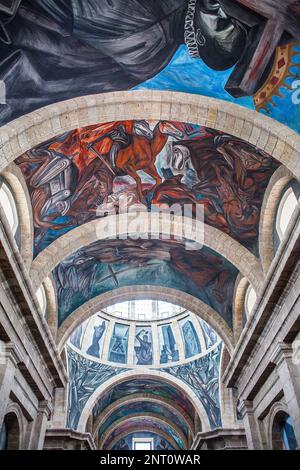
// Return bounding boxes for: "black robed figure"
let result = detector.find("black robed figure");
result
[0,0,264,123]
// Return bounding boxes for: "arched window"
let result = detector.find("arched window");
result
[36,285,47,317]
[244,285,257,318]
[272,412,298,450]
[0,180,19,236]
[280,416,298,450]
[276,187,298,241]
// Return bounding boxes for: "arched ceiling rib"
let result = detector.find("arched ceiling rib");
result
[77,369,211,433]
[1,92,299,177]
[91,378,198,431]
[105,426,180,451]
[93,395,194,440]
[30,216,263,293]
[100,414,188,450]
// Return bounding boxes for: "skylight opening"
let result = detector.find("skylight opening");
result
[104,300,185,321]
[245,285,257,318]
[276,187,298,241]
[0,181,18,236]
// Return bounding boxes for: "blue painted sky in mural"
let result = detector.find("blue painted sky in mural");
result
[135,45,300,134]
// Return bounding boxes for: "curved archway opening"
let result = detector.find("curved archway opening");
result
[271,411,298,450]
[1,413,21,451]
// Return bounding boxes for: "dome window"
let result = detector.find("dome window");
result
[245,285,257,318]
[36,285,47,317]
[0,181,19,236]
[276,187,298,241]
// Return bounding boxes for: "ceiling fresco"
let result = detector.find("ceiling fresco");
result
[69,309,219,366]
[67,340,222,437]
[16,120,280,258]
[102,416,185,450]
[53,239,238,327]
[0,2,299,132]
[163,343,222,429]
[92,378,197,426]
[98,401,190,441]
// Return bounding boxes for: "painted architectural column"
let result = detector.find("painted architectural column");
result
[270,343,300,447]
[238,400,263,449]
[0,342,23,429]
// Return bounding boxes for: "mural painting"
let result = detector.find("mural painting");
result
[159,324,179,364]
[199,318,218,349]
[179,317,201,359]
[134,326,153,366]
[53,239,239,327]
[108,323,129,365]
[67,347,127,429]
[163,343,222,429]
[98,401,190,440]
[82,317,108,360]
[0,2,299,133]
[103,417,185,450]
[92,378,196,426]
[68,341,221,436]
[16,120,279,257]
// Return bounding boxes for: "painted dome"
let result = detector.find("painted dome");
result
[68,301,219,367]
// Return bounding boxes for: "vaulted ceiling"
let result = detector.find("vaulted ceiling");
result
[0,0,300,451]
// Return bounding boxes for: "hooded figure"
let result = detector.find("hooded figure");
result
[0,0,262,124]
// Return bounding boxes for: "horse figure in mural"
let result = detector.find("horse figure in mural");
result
[87,120,185,202]
[113,121,184,201]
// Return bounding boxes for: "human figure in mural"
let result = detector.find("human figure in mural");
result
[135,330,153,365]
[0,0,275,124]
[55,250,98,315]
[117,439,130,451]
[152,132,279,251]
[160,345,170,364]
[86,320,106,358]
[157,439,169,450]
[182,321,201,358]
[109,329,128,364]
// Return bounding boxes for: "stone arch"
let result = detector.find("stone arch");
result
[93,394,195,440]
[0,163,33,269]
[4,402,26,450]
[105,426,180,451]
[77,370,211,434]
[0,91,299,179]
[30,214,263,293]
[43,275,58,340]
[259,166,295,275]
[57,286,234,353]
[232,275,249,344]
[267,401,290,450]
[100,413,188,449]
